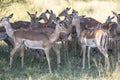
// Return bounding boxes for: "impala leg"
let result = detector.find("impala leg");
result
[44,48,52,73]
[62,40,67,63]
[9,44,21,70]
[109,39,112,50]
[20,45,24,68]
[52,45,61,65]
[105,53,110,70]
[117,40,120,62]
[82,45,86,69]
[65,40,69,61]
[99,48,110,69]
[74,38,77,56]
[114,40,117,61]
[87,47,91,69]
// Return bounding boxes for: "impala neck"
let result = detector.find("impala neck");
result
[3,21,14,38]
[43,17,48,23]
[116,23,120,33]
[49,26,60,43]
[75,18,81,38]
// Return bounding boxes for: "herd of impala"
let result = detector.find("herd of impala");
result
[0,7,120,73]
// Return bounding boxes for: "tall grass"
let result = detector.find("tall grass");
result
[0,41,120,80]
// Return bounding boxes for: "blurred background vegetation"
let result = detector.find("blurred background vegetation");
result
[0,0,120,22]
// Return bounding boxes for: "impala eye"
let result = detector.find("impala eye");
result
[59,24,62,27]
[59,24,63,27]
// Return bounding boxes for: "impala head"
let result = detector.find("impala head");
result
[0,13,13,27]
[70,10,79,25]
[48,10,57,22]
[27,11,41,24]
[39,10,48,22]
[112,11,120,24]
[58,7,71,17]
[103,16,118,38]
[27,11,37,18]
[52,17,68,34]
[105,16,115,23]
[107,22,117,38]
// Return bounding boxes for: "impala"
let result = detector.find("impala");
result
[103,16,118,52]
[0,14,68,73]
[35,10,72,61]
[111,11,120,61]
[71,10,110,69]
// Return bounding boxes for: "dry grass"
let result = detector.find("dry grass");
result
[0,0,120,22]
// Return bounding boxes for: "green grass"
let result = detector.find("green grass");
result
[0,41,120,80]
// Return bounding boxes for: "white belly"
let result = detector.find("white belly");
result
[24,40,45,50]
[81,38,96,47]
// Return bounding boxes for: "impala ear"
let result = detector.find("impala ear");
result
[46,9,49,13]
[111,16,115,20]
[66,7,71,11]
[112,11,119,18]
[35,11,37,15]
[8,13,13,19]
[72,9,78,14]
[27,11,31,16]
[27,11,33,18]
[106,16,115,23]
[106,16,111,23]
[50,10,53,13]
[106,16,111,22]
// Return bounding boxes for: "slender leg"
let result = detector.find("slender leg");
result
[9,44,21,70]
[62,40,67,63]
[44,48,52,73]
[52,45,61,65]
[74,38,77,56]
[20,45,24,68]
[114,40,117,61]
[117,40,120,62]
[98,47,110,69]
[65,40,69,61]
[87,47,91,69]
[82,45,86,69]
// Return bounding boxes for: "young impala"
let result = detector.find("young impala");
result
[0,14,68,73]
[71,10,110,69]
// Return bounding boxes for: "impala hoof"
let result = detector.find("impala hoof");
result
[88,66,91,69]
[82,67,85,69]
[9,67,12,72]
